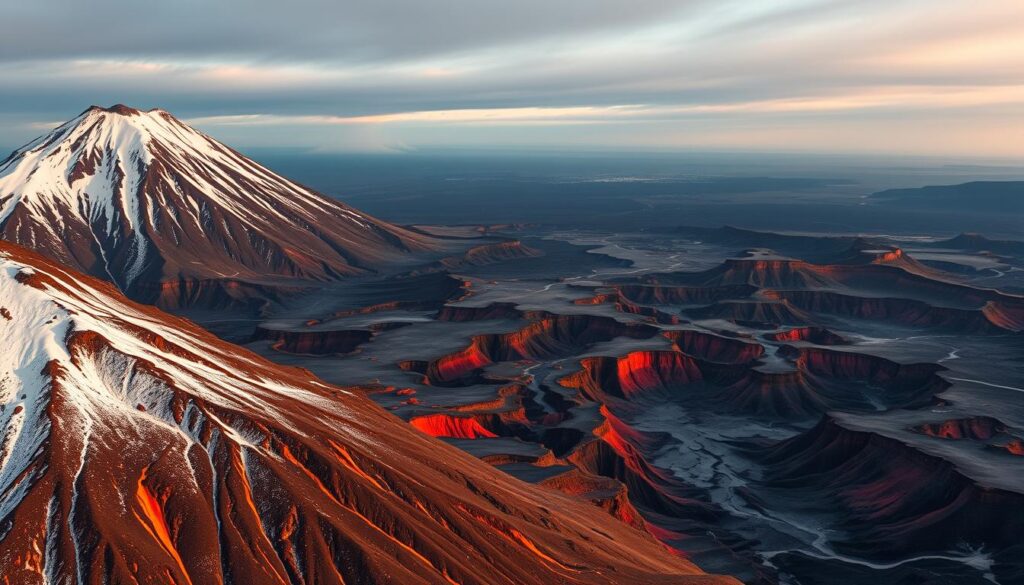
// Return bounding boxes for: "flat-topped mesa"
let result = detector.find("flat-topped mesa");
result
[402,239,544,276]
[663,329,765,364]
[822,239,953,279]
[764,326,848,345]
[616,283,758,305]
[574,292,681,324]
[457,240,543,265]
[756,416,1024,564]
[0,105,437,308]
[0,240,738,585]
[420,314,661,385]
[698,258,841,289]
[788,345,949,390]
[436,302,527,322]
[687,298,815,327]
[674,248,935,288]
[562,346,946,419]
[619,242,1024,318]
[764,289,1023,333]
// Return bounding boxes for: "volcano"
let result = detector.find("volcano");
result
[0,240,736,584]
[0,105,436,307]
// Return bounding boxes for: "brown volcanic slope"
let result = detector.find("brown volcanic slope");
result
[0,105,436,307]
[0,242,737,585]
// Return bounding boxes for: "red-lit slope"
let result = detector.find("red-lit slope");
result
[910,416,1024,456]
[664,330,765,364]
[0,241,737,585]
[411,314,660,384]
[0,105,436,307]
[764,326,848,345]
[574,292,680,324]
[562,347,947,419]
[439,240,543,270]
[912,416,1008,440]
[539,470,648,531]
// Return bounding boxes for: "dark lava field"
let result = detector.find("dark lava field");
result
[208,223,1024,585]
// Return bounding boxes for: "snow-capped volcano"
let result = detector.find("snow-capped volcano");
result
[0,105,435,306]
[0,240,734,585]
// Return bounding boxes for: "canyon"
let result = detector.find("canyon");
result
[237,225,1024,585]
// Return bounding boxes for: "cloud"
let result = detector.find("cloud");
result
[0,0,699,63]
[187,84,1024,128]
[1,0,1022,157]
[188,106,647,127]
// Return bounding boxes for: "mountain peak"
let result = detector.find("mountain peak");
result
[85,103,146,116]
[0,105,436,307]
[82,104,177,122]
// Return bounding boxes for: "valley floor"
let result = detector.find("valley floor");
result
[203,225,1024,585]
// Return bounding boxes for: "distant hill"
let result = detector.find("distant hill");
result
[674,225,857,260]
[871,181,1024,213]
[927,232,1024,256]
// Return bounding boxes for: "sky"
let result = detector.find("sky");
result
[3,0,1023,158]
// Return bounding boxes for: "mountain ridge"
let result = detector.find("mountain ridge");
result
[0,238,737,585]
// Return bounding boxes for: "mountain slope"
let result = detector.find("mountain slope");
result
[0,105,436,307]
[0,240,735,585]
